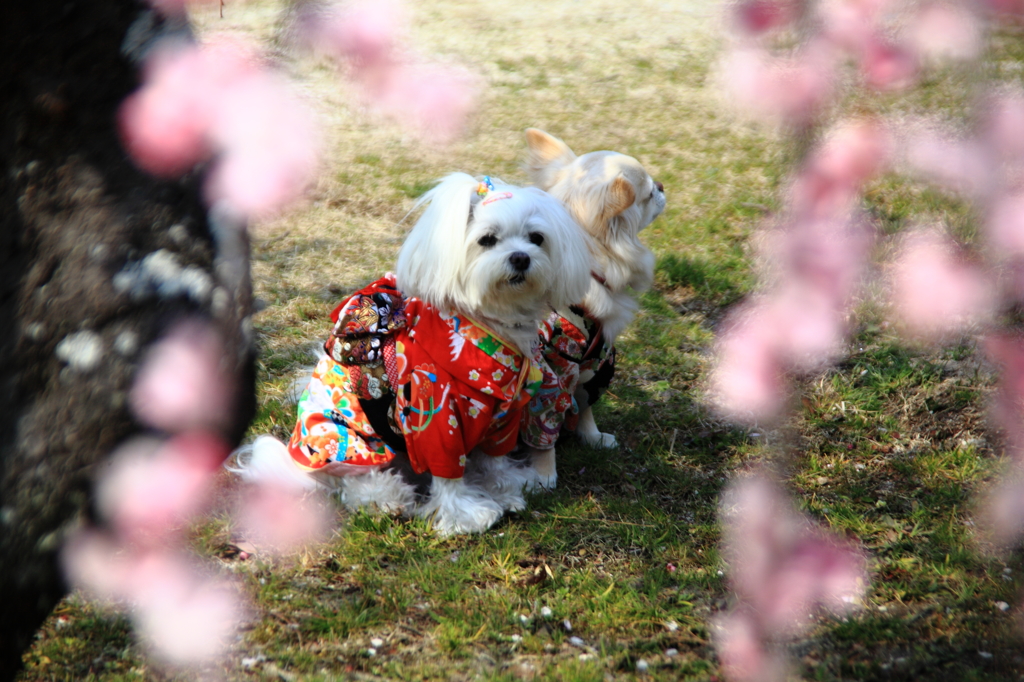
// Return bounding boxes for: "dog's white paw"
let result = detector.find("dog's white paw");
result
[526,447,557,491]
[415,477,504,536]
[464,453,532,512]
[579,430,618,449]
[575,406,618,449]
[431,499,503,537]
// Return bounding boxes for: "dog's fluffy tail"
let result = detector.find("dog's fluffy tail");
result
[225,435,322,492]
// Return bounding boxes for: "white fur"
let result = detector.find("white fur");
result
[414,476,504,537]
[337,469,418,516]
[225,435,324,492]
[397,172,593,355]
[464,451,538,512]
[229,172,594,536]
[393,172,592,532]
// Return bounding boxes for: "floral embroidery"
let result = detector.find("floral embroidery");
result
[520,307,615,450]
[288,275,546,479]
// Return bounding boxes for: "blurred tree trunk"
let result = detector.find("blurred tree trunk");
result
[0,2,255,679]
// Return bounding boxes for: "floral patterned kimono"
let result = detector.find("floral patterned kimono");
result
[288,274,557,479]
[520,305,616,449]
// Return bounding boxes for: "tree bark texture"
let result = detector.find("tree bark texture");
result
[0,3,255,678]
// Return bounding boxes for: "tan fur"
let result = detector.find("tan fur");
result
[524,128,665,342]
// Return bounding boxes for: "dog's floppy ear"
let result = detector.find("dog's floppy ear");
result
[601,175,637,223]
[396,172,479,307]
[525,128,577,189]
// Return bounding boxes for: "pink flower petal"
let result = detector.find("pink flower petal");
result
[820,0,889,53]
[370,62,479,143]
[96,434,226,542]
[891,229,991,340]
[980,477,1024,546]
[312,0,404,66]
[714,610,789,682]
[131,321,234,433]
[722,45,837,125]
[61,529,132,601]
[711,309,787,423]
[733,0,796,35]
[133,562,242,664]
[907,3,982,63]
[984,91,1024,161]
[903,129,993,197]
[234,481,330,554]
[119,39,262,178]
[721,475,868,634]
[860,36,917,91]
[205,72,320,217]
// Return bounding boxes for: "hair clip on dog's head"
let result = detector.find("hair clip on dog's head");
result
[477,175,513,205]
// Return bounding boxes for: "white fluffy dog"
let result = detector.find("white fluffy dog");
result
[230,172,592,535]
[520,129,666,487]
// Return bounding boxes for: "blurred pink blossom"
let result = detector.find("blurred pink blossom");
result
[96,434,225,542]
[234,481,330,554]
[891,229,992,340]
[711,308,787,423]
[131,320,234,434]
[714,610,789,682]
[310,0,403,66]
[815,120,892,189]
[791,121,890,220]
[907,3,982,63]
[120,38,320,216]
[904,130,993,198]
[722,476,866,631]
[988,194,1024,254]
[732,0,795,35]
[62,529,131,601]
[368,62,478,143]
[131,556,243,664]
[981,478,1024,547]
[985,334,1024,434]
[722,45,837,125]
[302,0,477,143]
[63,535,242,664]
[859,37,917,91]
[819,0,888,54]
[120,39,259,177]
[983,91,1024,162]
[768,285,847,368]
[205,71,320,216]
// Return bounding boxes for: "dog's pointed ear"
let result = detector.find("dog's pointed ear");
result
[525,129,577,189]
[601,176,636,223]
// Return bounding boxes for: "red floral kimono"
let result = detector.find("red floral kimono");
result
[288,275,553,479]
[520,306,616,449]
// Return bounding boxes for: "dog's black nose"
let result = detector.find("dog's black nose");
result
[655,181,664,192]
[509,251,531,272]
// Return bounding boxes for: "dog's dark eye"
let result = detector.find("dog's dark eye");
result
[478,234,498,248]
[528,232,544,246]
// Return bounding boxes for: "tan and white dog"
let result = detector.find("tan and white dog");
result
[523,129,666,486]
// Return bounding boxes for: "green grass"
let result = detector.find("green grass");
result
[17,2,1024,681]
